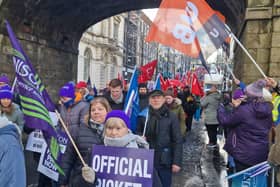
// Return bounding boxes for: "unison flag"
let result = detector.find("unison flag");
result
[124,68,139,132]
[146,0,229,71]
[5,21,64,175]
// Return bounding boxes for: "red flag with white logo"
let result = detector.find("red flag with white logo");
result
[138,60,158,83]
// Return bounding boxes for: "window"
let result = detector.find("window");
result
[84,48,92,80]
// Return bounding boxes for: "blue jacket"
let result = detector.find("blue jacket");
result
[217,100,273,166]
[0,123,26,187]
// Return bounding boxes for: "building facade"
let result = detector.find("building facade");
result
[77,14,125,89]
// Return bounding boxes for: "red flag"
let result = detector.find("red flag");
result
[159,75,170,91]
[191,73,204,96]
[138,60,157,83]
[146,0,229,64]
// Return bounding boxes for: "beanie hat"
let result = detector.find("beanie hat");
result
[245,79,266,98]
[105,110,130,129]
[75,81,87,89]
[138,83,147,89]
[59,82,75,99]
[0,85,13,99]
[233,88,245,100]
[0,75,10,85]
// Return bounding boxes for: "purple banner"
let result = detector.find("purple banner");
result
[91,145,154,187]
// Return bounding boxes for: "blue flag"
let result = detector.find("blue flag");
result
[154,74,161,90]
[5,20,64,175]
[87,76,93,92]
[124,68,139,132]
[93,84,98,96]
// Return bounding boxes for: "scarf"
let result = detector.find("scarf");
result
[88,119,104,136]
[111,93,123,104]
[145,105,169,144]
[104,132,149,149]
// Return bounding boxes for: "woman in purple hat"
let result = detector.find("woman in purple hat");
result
[0,85,25,132]
[217,79,273,172]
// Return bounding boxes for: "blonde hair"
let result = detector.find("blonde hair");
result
[105,118,127,129]
[85,97,112,124]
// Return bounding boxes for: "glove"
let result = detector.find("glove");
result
[82,165,95,184]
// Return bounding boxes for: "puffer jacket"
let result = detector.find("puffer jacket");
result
[201,91,221,124]
[217,100,273,166]
[59,101,89,128]
[0,117,26,187]
[104,91,127,110]
[59,122,103,187]
[136,105,183,168]
[167,98,186,136]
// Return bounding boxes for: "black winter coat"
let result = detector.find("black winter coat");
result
[59,123,103,187]
[104,92,127,110]
[136,105,183,168]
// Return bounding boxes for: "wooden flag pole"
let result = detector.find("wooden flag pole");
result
[224,25,267,79]
[55,110,87,167]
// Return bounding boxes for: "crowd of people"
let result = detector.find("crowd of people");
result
[0,73,280,187]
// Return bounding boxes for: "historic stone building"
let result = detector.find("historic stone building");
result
[77,14,125,89]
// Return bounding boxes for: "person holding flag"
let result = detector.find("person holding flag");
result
[136,89,183,187]
[59,97,111,187]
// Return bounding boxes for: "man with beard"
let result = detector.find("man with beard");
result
[138,83,149,112]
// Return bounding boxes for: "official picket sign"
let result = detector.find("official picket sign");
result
[92,145,154,187]
[37,130,69,181]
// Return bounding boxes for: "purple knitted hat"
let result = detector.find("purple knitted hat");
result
[233,89,245,100]
[0,85,13,99]
[245,79,266,98]
[105,110,131,129]
[59,82,75,99]
[0,75,10,85]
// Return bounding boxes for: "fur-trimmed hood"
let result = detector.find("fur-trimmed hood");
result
[0,116,21,139]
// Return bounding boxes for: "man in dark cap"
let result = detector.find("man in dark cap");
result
[137,89,183,187]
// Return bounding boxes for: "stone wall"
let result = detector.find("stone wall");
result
[234,0,280,84]
[0,32,78,101]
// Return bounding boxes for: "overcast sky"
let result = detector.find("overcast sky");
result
[142,8,158,21]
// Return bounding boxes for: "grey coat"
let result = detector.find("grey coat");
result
[59,101,89,128]
[1,103,25,132]
[200,91,221,125]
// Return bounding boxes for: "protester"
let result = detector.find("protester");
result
[184,94,197,132]
[102,110,162,187]
[137,89,183,187]
[104,79,126,110]
[58,82,89,128]
[0,85,25,132]
[0,74,10,87]
[138,83,149,112]
[0,115,26,187]
[200,84,221,148]
[59,97,111,187]
[75,81,94,103]
[165,89,186,137]
[217,79,273,171]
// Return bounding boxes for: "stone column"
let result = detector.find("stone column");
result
[234,0,280,83]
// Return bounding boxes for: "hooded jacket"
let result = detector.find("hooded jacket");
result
[200,91,221,124]
[0,117,26,187]
[217,100,273,165]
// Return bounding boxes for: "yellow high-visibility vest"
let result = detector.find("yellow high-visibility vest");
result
[272,95,280,123]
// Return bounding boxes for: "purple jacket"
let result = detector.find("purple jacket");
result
[217,101,273,166]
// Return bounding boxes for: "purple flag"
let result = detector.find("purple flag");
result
[5,20,64,175]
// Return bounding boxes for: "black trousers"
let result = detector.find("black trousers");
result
[205,124,219,144]
[186,116,194,131]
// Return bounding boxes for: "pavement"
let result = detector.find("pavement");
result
[172,120,228,187]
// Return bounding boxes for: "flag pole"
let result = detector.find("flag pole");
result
[225,26,267,79]
[142,109,149,137]
[55,110,87,167]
